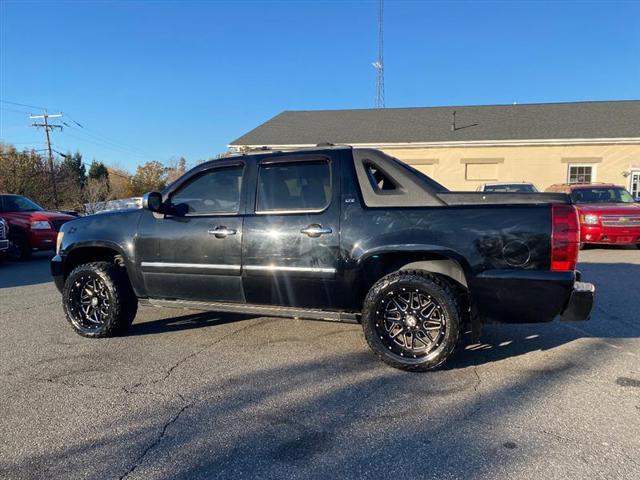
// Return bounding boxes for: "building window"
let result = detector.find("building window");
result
[568,165,594,184]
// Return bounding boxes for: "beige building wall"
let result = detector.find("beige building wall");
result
[381,143,640,192]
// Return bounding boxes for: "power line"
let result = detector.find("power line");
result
[61,129,151,160]
[0,99,47,110]
[1,106,33,115]
[62,112,153,158]
[51,147,134,180]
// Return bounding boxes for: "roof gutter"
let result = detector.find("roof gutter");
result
[229,137,640,150]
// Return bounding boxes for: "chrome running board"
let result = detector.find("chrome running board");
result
[141,298,360,324]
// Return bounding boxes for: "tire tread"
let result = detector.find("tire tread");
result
[362,270,462,372]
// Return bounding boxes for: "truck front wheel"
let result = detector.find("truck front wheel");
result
[362,271,461,372]
[62,261,138,337]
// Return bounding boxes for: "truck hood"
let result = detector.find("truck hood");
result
[2,212,76,225]
[576,203,640,215]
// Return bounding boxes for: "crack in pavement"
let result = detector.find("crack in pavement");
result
[127,318,277,393]
[118,402,192,480]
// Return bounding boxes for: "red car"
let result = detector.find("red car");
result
[546,183,640,248]
[0,194,75,259]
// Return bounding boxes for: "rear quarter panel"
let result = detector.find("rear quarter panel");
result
[340,157,573,323]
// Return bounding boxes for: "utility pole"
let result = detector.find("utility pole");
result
[30,111,63,208]
[373,0,385,108]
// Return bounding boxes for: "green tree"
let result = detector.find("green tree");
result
[88,160,109,181]
[63,151,87,188]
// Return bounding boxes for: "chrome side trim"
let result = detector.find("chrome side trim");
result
[244,265,336,273]
[254,208,327,215]
[141,262,241,270]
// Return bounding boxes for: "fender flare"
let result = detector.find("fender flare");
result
[356,244,470,288]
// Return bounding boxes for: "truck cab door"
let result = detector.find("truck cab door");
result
[242,154,344,309]
[136,161,247,302]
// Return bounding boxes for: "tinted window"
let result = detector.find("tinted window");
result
[257,160,331,212]
[171,165,243,214]
[570,188,635,204]
[1,195,44,212]
[483,184,537,193]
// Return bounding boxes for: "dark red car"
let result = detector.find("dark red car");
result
[545,183,640,248]
[0,194,75,259]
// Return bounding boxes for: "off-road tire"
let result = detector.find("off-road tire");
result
[362,270,461,372]
[62,261,138,338]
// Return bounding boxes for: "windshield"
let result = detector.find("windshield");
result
[483,184,537,193]
[1,195,45,212]
[570,187,635,204]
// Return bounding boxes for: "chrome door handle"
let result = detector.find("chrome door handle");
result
[208,226,237,238]
[300,224,332,238]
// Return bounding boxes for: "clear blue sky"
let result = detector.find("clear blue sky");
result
[1,0,639,172]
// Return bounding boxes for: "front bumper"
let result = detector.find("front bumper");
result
[560,281,595,321]
[581,224,640,245]
[51,254,65,292]
[30,229,58,250]
[0,239,8,252]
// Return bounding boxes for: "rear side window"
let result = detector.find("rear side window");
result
[256,160,331,212]
[171,165,243,215]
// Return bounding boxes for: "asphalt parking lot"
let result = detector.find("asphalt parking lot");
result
[1,248,639,480]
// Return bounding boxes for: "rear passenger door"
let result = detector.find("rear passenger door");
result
[242,154,342,308]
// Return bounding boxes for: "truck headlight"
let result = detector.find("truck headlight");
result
[581,214,599,225]
[30,220,52,230]
[56,231,64,254]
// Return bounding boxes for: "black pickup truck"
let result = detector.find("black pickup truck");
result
[51,147,594,371]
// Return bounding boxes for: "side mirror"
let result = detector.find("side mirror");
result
[142,192,163,213]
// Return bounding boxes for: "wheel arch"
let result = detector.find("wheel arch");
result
[63,242,128,280]
[357,246,470,291]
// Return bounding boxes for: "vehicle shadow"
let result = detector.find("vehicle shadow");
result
[0,252,54,289]
[128,310,253,336]
[124,261,639,370]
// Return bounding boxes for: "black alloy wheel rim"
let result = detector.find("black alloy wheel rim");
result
[374,287,447,359]
[68,275,111,331]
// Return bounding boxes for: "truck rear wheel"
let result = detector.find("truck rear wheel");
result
[62,261,138,338]
[361,271,461,372]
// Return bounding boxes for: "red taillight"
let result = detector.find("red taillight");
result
[551,204,580,271]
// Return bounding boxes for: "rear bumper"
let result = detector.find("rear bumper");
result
[470,270,595,324]
[581,224,640,245]
[560,281,595,321]
[51,254,65,292]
